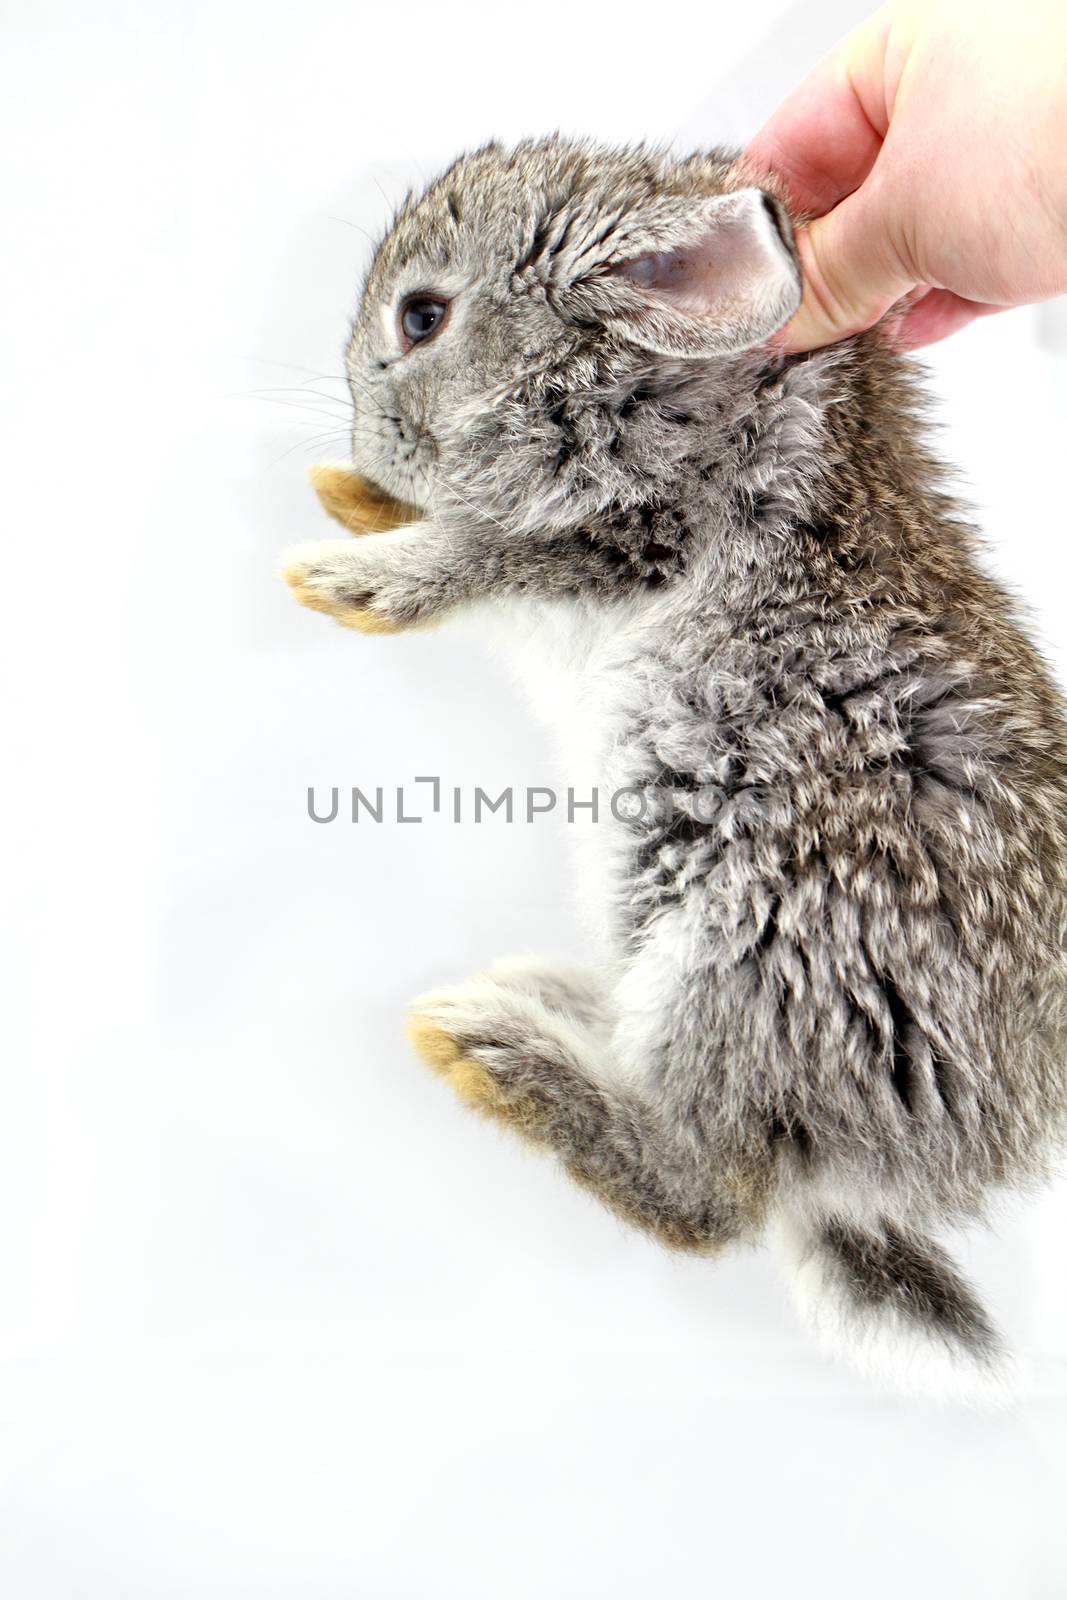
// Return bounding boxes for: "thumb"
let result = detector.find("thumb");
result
[782,178,918,352]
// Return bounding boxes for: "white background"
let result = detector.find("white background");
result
[3,1,1066,1594]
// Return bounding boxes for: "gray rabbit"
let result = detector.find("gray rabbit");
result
[282,138,1067,1399]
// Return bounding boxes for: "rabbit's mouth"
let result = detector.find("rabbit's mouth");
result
[384,408,434,463]
[352,406,437,511]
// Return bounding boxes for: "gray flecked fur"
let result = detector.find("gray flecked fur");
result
[283,138,1067,1397]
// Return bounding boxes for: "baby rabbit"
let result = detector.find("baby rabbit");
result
[282,138,1067,1399]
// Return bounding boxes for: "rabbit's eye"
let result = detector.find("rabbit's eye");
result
[399,296,449,350]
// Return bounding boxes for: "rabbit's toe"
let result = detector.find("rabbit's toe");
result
[307,464,418,536]
[406,976,547,1127]
[406,1014,505,1113]
[279,538,410,633]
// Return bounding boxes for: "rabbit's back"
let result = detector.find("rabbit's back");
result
[614,545,1067,1219]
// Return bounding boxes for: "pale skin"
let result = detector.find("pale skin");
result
[744,0,1067,352]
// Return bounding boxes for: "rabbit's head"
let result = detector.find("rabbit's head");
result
[344,138,801,523]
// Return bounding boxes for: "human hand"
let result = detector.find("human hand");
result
[745,0,1067,351]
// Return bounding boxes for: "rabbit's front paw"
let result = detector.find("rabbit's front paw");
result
[307,464,418,536]
[280,536,418,634]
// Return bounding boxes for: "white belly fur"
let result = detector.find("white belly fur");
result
[485,593,655,972]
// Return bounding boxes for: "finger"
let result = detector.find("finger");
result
[780,180,918,352]
[744,7,894,217]
[892,290,1007,350]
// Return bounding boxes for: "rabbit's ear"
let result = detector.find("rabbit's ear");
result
[569,189,801,359]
